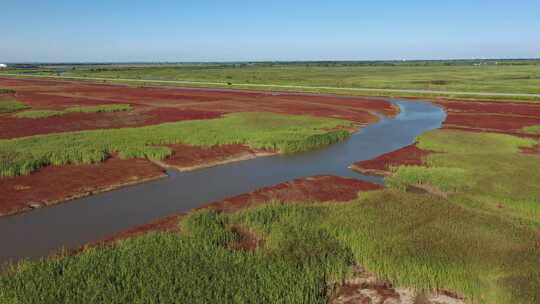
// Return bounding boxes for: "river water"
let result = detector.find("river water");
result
[0,99,445,265]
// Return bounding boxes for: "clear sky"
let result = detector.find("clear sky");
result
[1,0,539,62]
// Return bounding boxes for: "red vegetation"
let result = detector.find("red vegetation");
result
[162,144,255,169]
[437,100,540,133]
[0,158,165,216]
[0,77,395,217]
[0,108,223,139]
[351,144,430,176]
[208,175,382,213]
[0,77,397,139]
[106,214,184,243]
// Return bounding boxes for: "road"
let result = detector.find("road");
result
[2,73,540,99]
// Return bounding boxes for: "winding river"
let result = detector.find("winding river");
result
[0,99,446,266]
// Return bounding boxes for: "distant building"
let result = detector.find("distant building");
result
[0,64,7,69]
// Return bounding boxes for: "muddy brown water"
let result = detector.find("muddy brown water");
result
[0,100,445,266]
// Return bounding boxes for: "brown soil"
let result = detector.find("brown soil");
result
[521,145,540,156]
[103,175,382,242]
[0,77,397,139]
[350,144,430,176]
[436,100,540,133]
[228,226,263,251]
[0,158,166,217]
[330,266,464,304]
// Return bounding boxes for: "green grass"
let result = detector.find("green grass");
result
[523,125,540,134]
[0,99,29,113]
[4,63,540,101]
[14,110,65,119]
[57,64,540,95]
[0,112,352,177]
[0,88,16,94]
[64,104,132,113]
[12,104,132,119]
[231,195,540,303]
[388,130,540,226]
[387,166,471,192]
[3,190,540,303]
[0,209,351,304]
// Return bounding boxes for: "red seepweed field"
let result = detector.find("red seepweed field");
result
[0,77,397,139]
[0,77,396,216]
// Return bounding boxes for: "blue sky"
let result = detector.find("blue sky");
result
[1,0,539,62]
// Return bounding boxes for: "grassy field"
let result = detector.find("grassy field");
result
[523,125,540,134]
[0,98,29,113]
[14,110,65,119]
[1,129,539,303]
[388,130,540,226]
[3,62,540,101]
[0,89,16,94]
[64,104,132,113]
[0,112,352,177]
[0,209,351,304]
[13,104,132,119]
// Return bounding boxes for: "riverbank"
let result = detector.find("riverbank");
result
[0,158,167,217]
[0,100,445,267]
[1,77,397,216]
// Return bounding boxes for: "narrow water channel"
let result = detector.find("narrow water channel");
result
[0,99,446,265]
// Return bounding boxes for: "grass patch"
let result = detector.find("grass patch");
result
[14,110,65,119]
[64,104,131,113]
[3,193,540,303]
[0,112,352,177]
[523,125,540,134]
[387,166,470,192]
[0,88,16,94]
[0,99,29,113]
[388,130,540,225]
[230,197,540,303]
[0,209,351,304]
[11,104,132,119]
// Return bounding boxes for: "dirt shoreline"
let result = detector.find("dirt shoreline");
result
[0,158,168,217]
[150,150,277,172]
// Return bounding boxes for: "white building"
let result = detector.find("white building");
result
[0,64,7,69]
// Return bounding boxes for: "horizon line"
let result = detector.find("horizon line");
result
[3,57,540,65]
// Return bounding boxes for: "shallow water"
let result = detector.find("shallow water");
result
[0,99,445,265]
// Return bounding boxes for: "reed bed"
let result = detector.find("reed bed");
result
[64,104,132,113]
[523,125,540,134]
[14,110,65,119]
[0,98,29,113]
[12,104,132,119]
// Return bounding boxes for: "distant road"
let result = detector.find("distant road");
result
[2,73,540,99]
